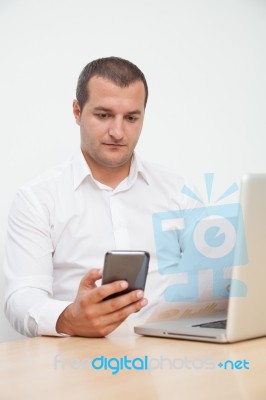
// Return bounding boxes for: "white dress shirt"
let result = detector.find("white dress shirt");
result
[4,149,199,337]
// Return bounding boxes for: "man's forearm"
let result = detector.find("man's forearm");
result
[56,304,75,336]
[5,289,72,337]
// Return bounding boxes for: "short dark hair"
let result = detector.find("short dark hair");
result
[76,56,148,112]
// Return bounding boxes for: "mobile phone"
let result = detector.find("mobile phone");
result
[102,250,150,300]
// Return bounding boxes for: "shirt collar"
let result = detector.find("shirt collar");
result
[129,153,150,186]
[72,148,150,191]
[72,148,92,190]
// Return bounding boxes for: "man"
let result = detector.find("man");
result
[4,57,198,337]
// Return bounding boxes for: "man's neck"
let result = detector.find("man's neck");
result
[92,165,130,189]
[82,152,132,189]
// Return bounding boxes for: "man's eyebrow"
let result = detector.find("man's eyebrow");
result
[93,107,142,115]
[93,107,113,112]
[127,110,142,115]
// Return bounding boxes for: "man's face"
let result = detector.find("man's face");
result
[73,76,145,172]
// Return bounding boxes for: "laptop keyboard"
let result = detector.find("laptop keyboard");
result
[192,320,227,329]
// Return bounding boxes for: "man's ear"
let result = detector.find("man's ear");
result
[73,100,81,125]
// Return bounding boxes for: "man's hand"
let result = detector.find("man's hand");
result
[56,268,148,337]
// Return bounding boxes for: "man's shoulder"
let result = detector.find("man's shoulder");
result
[22,157,72,190]
[138,156,186,187]
[136,156,202,209]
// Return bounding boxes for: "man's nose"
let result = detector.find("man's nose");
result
[108,117,124,140]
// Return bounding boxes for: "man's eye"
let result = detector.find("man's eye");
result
[126,115,138,122]
[96,113,109,119]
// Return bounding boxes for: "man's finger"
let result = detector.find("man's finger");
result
[79,268,102,290]
[94,296,149,336]
[89,280,129,303]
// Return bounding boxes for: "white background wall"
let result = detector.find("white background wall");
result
[0,0,265,342]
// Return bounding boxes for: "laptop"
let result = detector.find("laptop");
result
[135,174,266,343]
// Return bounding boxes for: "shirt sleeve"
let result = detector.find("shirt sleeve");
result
[4,188,72,337]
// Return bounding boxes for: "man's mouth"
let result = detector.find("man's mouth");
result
[103,143,126,147]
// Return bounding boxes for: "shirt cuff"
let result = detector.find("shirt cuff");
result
[30,299,73,337]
